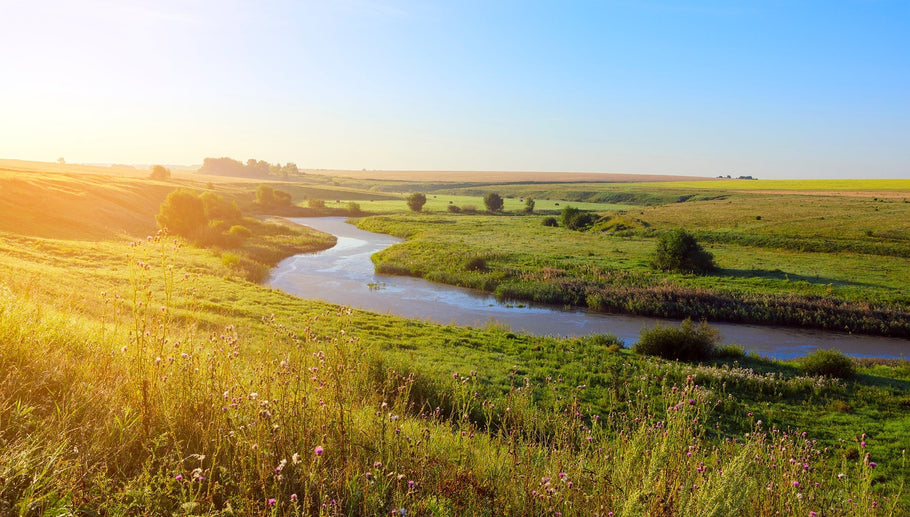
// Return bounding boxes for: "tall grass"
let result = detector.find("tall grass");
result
[0,235,905,514]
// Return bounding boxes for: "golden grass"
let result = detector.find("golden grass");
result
[648,178,910,195]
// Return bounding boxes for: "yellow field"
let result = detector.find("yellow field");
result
[649,178,910,195]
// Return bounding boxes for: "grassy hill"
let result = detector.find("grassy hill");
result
[0,165,907,515]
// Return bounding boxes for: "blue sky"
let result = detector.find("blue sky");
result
[1,0,908,178]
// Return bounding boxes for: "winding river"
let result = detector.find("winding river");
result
[268,217,909,360]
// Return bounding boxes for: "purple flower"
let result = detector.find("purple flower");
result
[175,474,183,481]
[869,462,877,468]
[268,498,276,506]
[314,445,324,456]
[290,494,298,502]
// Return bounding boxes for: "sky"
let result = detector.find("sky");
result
[1,0,908,179]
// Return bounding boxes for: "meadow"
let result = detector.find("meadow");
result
[340,185,910,337]
[1,165,908,515]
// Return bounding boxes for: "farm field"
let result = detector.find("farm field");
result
[1,166,908,515]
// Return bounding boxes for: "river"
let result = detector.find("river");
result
[267,217,909,360]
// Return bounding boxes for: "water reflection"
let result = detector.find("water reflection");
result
[268,217,909,360]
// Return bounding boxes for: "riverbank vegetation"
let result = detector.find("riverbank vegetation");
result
[352,186,910,337]
[1,167,908,514]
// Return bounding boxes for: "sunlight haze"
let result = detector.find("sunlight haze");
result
[1,0,908,178]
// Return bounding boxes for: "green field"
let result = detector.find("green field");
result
[1,166,908,515]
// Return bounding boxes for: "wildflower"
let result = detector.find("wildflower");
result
[810,512,818,517]
[408,480,415,489]
[268,498,276,506]
[314,445,324,456]
[365,472,373,480]
[175,474,183,481]
[292,452,300,465]
[792,481,799,487]
[869,462,877,468]
[290,494,298,502]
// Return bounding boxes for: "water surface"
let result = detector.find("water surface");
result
[268,217,910,360]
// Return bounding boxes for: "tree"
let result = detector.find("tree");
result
[484,192,504,212]
[406,192,427,212]
[256,185,275,206]
[524,197,535,213]
[200,192,241,221]
[156,189,206,237]
[149,164,171,180]
[650,229,716,274]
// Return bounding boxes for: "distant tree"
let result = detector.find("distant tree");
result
[406,192,427,212]
[57,157,65,165]
[156,189,207,237]
[149,164,171,180]
[484,192,504,212]
[524,197,535,214]
[281,162,299,177]
[650,229,716,274]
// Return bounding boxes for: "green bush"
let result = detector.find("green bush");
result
[524,197,535,213]
[308,199,326,208]
[406,192,427,212]
[201,192,242,221]
[447,204,461,213]
[347,202,362,216]
[800,349,855,378]
[632,319,719,361]
[650,229,716,274]
[228,225,252,240]
[464,256,488,272]
[484,192,504,212]
[156,189,207,238]
[560,205,596,230]
[541,216,559,227]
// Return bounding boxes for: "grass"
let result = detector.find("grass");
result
[350,193,910,336]
[0,166,908,514]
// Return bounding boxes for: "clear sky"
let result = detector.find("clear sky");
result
[1,0,908,178]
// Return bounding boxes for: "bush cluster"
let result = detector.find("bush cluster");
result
[561,205,596,230]
[650,229,716,274]
[800,349,855,378]
[632,318,719,361]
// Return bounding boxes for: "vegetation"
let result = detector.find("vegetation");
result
[356,193,910,336]
[801,349,857,379]
[149,164,171,180]
[198,157,301,178]
[632,318,720,361]
[651,228,716,274]
[560,205,597,230]
[406,192,427,212]
[524,197,535,213]
[0,167,908,514]
[484,192,504,212]
[255,184,293,208]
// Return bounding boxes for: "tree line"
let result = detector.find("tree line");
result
[198,157,302,179]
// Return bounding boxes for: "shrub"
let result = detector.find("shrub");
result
[228,225,252,240]
[541,216,559,227]
[308,199,326,208]
[632,318,719,361]
[201,192,241,221]
[347,202,362,216]
[800,349,855,378]
[464,256,488,272]
[524,197,535,213]
[484,192,504,212]
[406,192,427,212]
[584,333,624,349]
[156,189,207,238]
[447,204,461,213]
[255,184,275,205]
[560,205,596,230]
[650,229,716,274]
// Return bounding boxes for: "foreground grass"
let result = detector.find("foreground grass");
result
[1,226,908,515]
